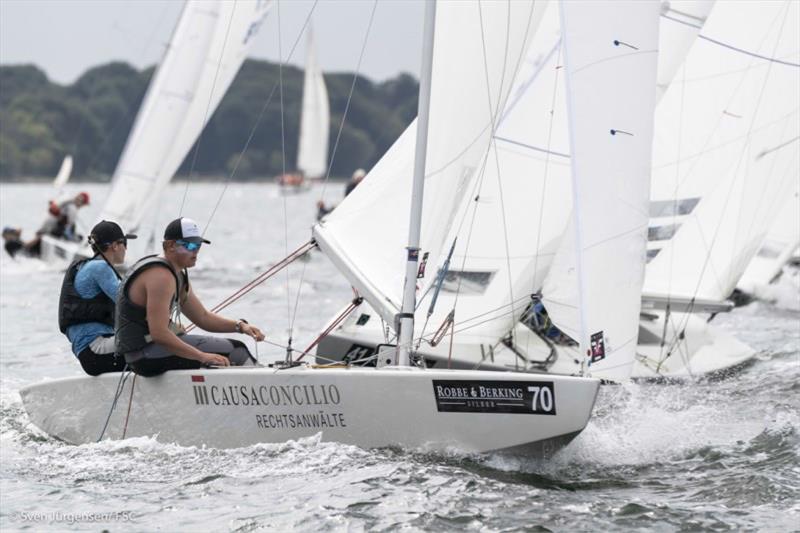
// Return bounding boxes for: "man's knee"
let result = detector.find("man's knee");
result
[228,338,252,365]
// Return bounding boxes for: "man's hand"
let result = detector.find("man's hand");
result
[240,322,265,342]
[202,353,231,367]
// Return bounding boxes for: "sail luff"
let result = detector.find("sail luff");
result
[549,0,661,381]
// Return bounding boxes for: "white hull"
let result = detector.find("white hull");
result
[316,305,755,380]
[20,366,599,456]
[39,235,90,265]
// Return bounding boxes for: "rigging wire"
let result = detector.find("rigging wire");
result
[525,38,563,358]
[317,0,379,202]
[478,0,518,353]
[417,0,538,356]
[180,0,241,216]
[203,1,320,232]
[663,2,793,346]
[293,0,379,339]
[81,2,176,178]
[276,0,294,348]
[659,61,688,363]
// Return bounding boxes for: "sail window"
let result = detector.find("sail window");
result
[649,197,700,218]
[756,244,781,259]
[440,271,495,295]
[648,223,680,241]
[646,248,661,262]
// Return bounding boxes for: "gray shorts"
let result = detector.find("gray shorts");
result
[124,334,252,365]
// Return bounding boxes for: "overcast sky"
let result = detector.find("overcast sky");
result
[0,0,425,85]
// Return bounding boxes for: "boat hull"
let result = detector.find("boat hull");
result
[20,366,599,456]
[39,235,90,265]
[316,305,756,380]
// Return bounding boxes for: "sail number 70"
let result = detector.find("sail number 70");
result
[528,385,555,414]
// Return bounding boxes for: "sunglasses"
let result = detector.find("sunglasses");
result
[176,240,202,252]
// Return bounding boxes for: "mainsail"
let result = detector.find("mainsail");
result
[98,0,270,232]
[314,1,547,328]
[643,0,800,303]
[542,0,661,381]
[296,27,330,179]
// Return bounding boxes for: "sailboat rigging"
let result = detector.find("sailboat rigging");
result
[23,0,608,456]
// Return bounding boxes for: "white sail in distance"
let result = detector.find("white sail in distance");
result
[643,0,800,303]
[52,155,73,190]
[314,1,547,328]
[737,184,800,293]
[297,26,330,179]
[542,0,661,381]
[98,0,271,232]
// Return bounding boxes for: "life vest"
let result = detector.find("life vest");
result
[58,258,116,334]
[115,255,188,354]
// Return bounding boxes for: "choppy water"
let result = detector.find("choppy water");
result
[1,183,798,532]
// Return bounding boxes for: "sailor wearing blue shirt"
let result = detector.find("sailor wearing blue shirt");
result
[58,220,137,375]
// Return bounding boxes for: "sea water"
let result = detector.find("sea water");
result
[1,183,798,531]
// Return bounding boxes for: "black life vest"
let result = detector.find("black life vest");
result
[58,258,116,334]
[115,256,188,354]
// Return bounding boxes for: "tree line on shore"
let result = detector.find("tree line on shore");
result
[0,60,418,180]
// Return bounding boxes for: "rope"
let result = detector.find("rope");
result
[96,367,132,442]
[184,240,315,333]
[122,373,137,439]
[296,296,362,361]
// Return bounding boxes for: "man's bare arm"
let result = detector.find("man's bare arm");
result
[142,269,229,366]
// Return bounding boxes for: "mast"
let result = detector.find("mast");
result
[396,0,436,366]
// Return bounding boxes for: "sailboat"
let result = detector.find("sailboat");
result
[21,0,621,455]
[275,27,330,192]
[39,0,271,264]
[316,0,798,379]
[735,184,800,303]
[51,155,73,191]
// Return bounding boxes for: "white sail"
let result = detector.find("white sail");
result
[314,1,547,328]
[737,184,800,293]
[542,0,661,381]
[656,1,716,101]
[52,155,73,189]
[296,27,330,179]
[415,0,715,346]
[98,0,271,232]
[643,0,800,302]
[414,5,571,345]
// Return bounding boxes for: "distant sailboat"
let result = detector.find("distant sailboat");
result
[736,184,800,301]
[23,1,602,456]
[276,27,330,192]
[51,155,73,191]
[40,0,271,263]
